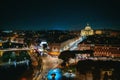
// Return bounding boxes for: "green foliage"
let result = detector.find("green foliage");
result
[19,51,31,60]
[2,51,13,62]
[1,50,31,62]
[58,50,94,61]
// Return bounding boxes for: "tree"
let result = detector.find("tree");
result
[58,50,94,61]
[58,50,94,68]
[2,51,11,62]
[19,51,31,60]
[10,51,17,61]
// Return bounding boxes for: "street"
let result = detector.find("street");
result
[32,55,62,80]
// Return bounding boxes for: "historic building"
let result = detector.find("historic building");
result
[81,24,94,36]
[48,37,78,56]
[95,29,120,37]
[48,43,61,56]
[95,30,102,35]
[94,45,120,57]
[78,43,120,58]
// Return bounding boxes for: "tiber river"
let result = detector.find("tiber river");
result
[0,62,33,80]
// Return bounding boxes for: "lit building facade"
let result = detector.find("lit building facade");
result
[78,43,120,58]
[94,29,120,37]
[81,24,94,36]
[48,43,61,56]
[95,30,102,35]
[94,45,120,57]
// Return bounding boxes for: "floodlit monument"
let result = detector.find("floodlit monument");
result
[81,24,94,36]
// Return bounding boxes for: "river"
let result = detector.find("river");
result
[0,63,33,80]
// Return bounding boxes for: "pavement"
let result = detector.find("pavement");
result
[32,55,62,80]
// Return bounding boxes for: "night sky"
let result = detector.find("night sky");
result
[0,0,120,30]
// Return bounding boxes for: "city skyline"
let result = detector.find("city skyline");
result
[0,0,120,30]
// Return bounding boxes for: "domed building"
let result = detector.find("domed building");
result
[81,24,94,36]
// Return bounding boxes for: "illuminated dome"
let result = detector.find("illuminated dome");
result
[81,24,94,36]
[85,24,92,30]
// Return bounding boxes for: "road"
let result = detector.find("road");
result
[32,55,62,80]
[69,36,86,50]
[31,36,86,80]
